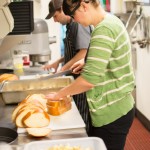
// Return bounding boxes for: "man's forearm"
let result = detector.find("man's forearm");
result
[57,56,64,64]
[62,49,87,70]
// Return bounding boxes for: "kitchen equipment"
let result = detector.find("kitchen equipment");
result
[0,69,13,74]
[0,4,54,67]
[18,101,85,133]
[0,76,73,104]
[8,1,34,35]
[23,137,107,150]
[0,0,14,39]
[0,1,33,53]
[0,127,18,144]
[29,18,51,66]
[8,18,52,67]
[130,13,143,36]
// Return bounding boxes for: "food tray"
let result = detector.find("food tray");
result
[23,137,107,150]
[0,76,73,104]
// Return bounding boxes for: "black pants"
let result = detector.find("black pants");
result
[89,107,135,150]
[72,75,92,135]
[73,93,91,135]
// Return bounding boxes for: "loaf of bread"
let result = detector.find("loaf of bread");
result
[0,73,18,82]
[47,96,72,116]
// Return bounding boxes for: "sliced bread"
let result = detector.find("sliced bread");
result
[23,110,50,128]
[26,128,51,137]
[15,105,44,127]
[25,94,47,108]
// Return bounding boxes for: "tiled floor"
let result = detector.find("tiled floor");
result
[125,117,150,150]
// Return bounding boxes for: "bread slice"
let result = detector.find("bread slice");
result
[16,108,33,127]
[12,102,29,122]
[25,94,47,109]
[26,128,51,137]
[12,100,45,123]
[15,105,44,127]
[19,100,45,112]
[23,110,50,128]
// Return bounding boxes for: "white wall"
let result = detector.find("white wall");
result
[33,0,61,64]
[134,6,150,121]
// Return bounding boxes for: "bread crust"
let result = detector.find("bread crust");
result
[46,96,72,116]
[12,99,45,122]
[26,128,51,137]
[0,73,18,82]
[25,94,47,108]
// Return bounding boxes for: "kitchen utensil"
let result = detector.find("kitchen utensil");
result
[0,127,18,144]
[40,69,72,80]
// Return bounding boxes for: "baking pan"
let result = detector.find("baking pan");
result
[0,76,73,104]
[0,127,18,144]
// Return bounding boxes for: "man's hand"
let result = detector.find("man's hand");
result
[42,61,59,73]
[71,58,85,74]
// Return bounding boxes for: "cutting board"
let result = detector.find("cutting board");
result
[17,102,85,133]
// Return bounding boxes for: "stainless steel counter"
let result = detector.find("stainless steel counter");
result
[0,99,87,149]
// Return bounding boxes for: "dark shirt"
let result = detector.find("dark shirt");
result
[63,20,91,78]
[64,20,91,64]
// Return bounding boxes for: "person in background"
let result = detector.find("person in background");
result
[60,25,66,56]
[46,0,135,149]
[43,0,92,134]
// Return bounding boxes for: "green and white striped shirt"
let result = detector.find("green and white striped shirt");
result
[81,14,135,127]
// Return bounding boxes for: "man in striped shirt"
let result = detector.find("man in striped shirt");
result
[46,0,135,149]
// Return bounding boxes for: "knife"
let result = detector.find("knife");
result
[40,69,72,80]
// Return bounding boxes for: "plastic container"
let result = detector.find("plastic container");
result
[47,96,72,116]
[24,137,107,150]
[13,56,23,70]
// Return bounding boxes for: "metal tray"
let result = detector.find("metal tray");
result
[0,76,73,104]
[24,137,107,150]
